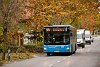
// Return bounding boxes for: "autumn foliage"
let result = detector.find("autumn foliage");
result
[0,0,100,46]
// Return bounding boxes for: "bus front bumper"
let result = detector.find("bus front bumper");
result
[44,45,70,53]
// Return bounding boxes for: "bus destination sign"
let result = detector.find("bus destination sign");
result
[45,28,65,31]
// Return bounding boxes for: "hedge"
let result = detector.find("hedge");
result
[0,46,26,53]
[6,46,19,53]
[0,44,43,53]
[0,44,3,53]
[23,45,43,53]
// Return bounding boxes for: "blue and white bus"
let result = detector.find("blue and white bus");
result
[43,25,77,56]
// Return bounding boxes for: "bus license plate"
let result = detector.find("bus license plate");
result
[54,51,59,52]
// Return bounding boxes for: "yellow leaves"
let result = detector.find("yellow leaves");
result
[59,12,67,15]
[47,15,52,18]
[23,0,99,31]
[0,27,3,35]
[81,15,96,30]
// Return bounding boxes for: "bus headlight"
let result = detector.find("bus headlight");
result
[67,47,70,50]
[44,48,47,50]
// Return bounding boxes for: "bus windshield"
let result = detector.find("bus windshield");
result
[44,32,69,45]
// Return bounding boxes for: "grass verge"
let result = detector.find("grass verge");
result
[0,53,34,66]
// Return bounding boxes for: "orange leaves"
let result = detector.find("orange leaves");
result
[82,15,95,31]
[33,19,48,32]
[20,0,99,32]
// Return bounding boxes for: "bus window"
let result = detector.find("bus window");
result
[44,32,69,45]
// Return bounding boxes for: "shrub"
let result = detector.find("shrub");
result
[0,44,3,53]
[6,46,27,53]
[0,61,4,66]
[23,45,43,53]
[35,46,43,52]
[6,46,19,53]
[16,47,26,53]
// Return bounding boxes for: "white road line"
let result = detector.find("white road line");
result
[63,58,66,60]
[48,57,70,67]
[48,64,53,67]
[57,61,60,62]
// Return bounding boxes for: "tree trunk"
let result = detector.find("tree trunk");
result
[12,35,16,45]
[2,28,7,60]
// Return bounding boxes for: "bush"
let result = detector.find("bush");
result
[35,46,43,52]
[23,45,43,53]
[0,44,3,53]
[16,47,26,53]
[6,46,27,53]
[0,44,27,53]
[6,46,19,53]
[0,61,4,66]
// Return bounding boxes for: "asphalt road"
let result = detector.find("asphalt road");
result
[1,36,100,67]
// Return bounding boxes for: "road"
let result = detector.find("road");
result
[1,36,100,67]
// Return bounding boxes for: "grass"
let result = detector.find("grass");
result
[0,53,34,66]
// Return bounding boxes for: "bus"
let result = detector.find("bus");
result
[43,25,77,56]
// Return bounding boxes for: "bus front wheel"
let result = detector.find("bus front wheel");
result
[47,53,50,56]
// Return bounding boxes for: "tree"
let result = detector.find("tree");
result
[19,0,98,36]
[0,0,25,60]
[28,0,98,30]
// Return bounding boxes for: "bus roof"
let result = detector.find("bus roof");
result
[44,25,74,28]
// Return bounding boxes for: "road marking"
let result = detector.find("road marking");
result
[48,57,70,67]
[48,59,64,66]
[49,64,53,67]
[57,61,60,62]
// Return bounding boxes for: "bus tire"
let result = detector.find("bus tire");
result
[47,53,50,56]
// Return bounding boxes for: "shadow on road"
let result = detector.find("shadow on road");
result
[45,53,72,57]
[74,51,100,57]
